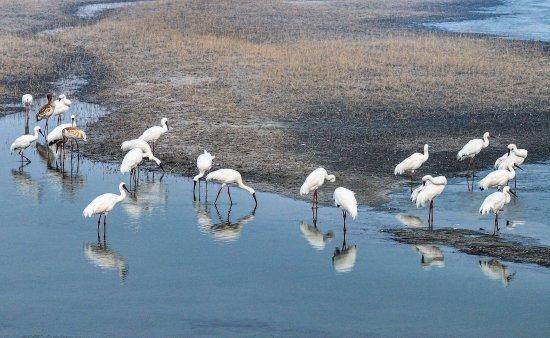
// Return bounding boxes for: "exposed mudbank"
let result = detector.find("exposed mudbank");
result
[384,228,550,267]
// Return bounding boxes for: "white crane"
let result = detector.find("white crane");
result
[120,148,145,184]
[411,175,447,227]
[333,187,357,227]
[495,144,527,190]
[457,132,494,178]
[83,182,130,231]
[193,150,215,193]
[139,117,169,152]
[300,221,334,250]
[394,144,429,184]
[21,94,33,107]
[51,94,72,125]
[206,169,257,206]
[120,138,164,171]
[479,164,516,191]
[10,126,44,163]
[479,186,516,235]
[300,168,336,216]
[47,114,76,145]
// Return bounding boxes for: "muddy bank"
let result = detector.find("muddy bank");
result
[384,228,550,267]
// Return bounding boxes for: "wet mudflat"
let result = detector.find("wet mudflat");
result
[0,82,549,336]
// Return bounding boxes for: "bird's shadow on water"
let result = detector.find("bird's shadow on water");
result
[194,200,256,243]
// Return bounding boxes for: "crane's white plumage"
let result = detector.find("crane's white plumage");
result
[479,186,513,216]
[457,132,492,161]
[52,94,72,121]
[206,169,257,204]
[120,148,144,174]
[120,138,163,167]
[194,150,215,181]
[300,167,336,195]
[495,144,528,169]
[479,165,515,190]
[394,144,429,175]
[139,117,169,143]
[333,187,357,219]
[83,182,129,218]
[22,94,33,106]
[47,115,76,145]
[10,126,43,152]
[411,175,447,208]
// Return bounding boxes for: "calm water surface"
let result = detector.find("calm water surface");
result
[426,0,550,42]
[0,87,549,336]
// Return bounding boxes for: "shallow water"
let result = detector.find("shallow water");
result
[425,0,550,42]
[1,87,549,335]
[76,1,149,20]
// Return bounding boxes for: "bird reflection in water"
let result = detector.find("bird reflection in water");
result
[11,168,42,201]
[195,202,256,243]
[84,238,128,281]
[123,174,168,224]
[332,224,357,273]
[300,220,334,251]
[395,213,424,228]
[506,220,525,230]
[413,245,445,269]
[36,141,86,198]
[479,259,515,287]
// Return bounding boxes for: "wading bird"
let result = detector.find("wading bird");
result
[206,169,257,206]
[495,144,527,190]
[57,127,87,163]
[83,182,130,232]
[479,186,516,235]
[479,164,516,192]
[457,132,494,183]
[139,117,169,152]
[394,144,429,185]
[120,148,145,184]
[333,187,357,227]
[120,138,164,170]
[194,150,215,194]
[52,94,72,125]
[411,175,447,227]
[36,93,55,133]
[22,94,33,108]
[47,114,76,145]
[300,167,336,218]
[10,126,44,163]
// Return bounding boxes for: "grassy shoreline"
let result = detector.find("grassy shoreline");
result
[1,0,548,206]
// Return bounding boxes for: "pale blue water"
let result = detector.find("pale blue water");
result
[0,81,548,335]
[426,0,550,41]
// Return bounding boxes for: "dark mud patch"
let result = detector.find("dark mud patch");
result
[384,227,550,267]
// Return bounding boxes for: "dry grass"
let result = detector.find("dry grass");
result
[2,0,549,203]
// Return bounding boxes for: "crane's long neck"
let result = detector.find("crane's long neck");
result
[237,179,255,195]
[194,170,205,181]
[33,129,40,140]
[423,146,429,159]
[483,134,490,148]
[118,185,128,201]
[507,167,515,179]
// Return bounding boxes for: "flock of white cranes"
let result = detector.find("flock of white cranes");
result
[10,93,528,237]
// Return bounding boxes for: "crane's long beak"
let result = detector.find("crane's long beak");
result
[39,130,45,137]
[509,189,518,197]
[490,134,497,139]
[252,192,257,205]
[123,185,131,193]
[159,163,165,172]
[193,180,197,191]
[507,149,511,155]
[514,164,523,171]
